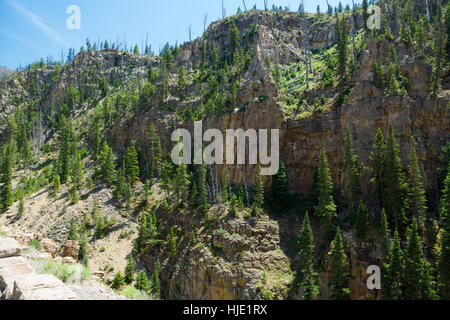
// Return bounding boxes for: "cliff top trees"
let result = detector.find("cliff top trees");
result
[336,15,350,82]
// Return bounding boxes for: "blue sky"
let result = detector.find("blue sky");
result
[0,0,356,69]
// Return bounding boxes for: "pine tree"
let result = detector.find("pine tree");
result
[371,128,386,208]
[58,116,75,184]
[404,218,429,300]
[21,130,32,167]
[18,198,24,217]
[373,60,384,88]
[198,163,209,213]
[445,1,450,58]
[336,16,350,82]
[380,208,390,252]
[253,165,264,211]
[99,139,116,187]
[362,0,369,32]
[342,127,361,208]
[151,259,161,298]
[407,137,427,222]
[71,151,84,189]
[383,230,404,300]
[230,21,240,64]
[111,271,125,290]
[148,123,162,181]
[297,212,319,299]
[420,258,438,300]
[356,200,370,241]
[431,1,447,98]
[174,162,190,205]
[238,186,245,208]
[384,124,408,226]
[0,144,13,212]
[135,270,150,293]
[123,144,139,187]
[91,118,102,161]
[67,218,78,241]
[124,256,135,285]
[70,184,79,204]
[228,194,238,217]
[386,62,401,96]
[270,162,288,215]
[438,166,450,299]
[314,141,336,234]
[328,227,350,300]
[77,227,89,266]
[415,17,427,56]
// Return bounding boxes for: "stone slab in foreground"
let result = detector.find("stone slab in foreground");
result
[0,262,35,299]
[0,237,21,258]
[12,273,78,300]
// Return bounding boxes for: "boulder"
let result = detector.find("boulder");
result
[0,263,34,299]
[0,237,21,258]
[62,257,77,265]
[0,256,28,270]
[15,285,78,300]
[41,238,59,257]
[12,273,77,300]
[24,251,53,262]
[62,240,79,259]
[91,271,106,281]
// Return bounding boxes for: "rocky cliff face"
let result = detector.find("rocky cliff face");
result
[0,8,448,300]
[142,205,292,300]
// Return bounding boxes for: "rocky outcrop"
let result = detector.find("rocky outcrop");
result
[0,236,124,300]
[142,206,293,300]
[0,237,77,300]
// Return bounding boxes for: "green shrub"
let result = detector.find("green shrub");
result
[119,286,150,300]
[29,239,43,250]
[111,271,126,290]
[38,261,90,284]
